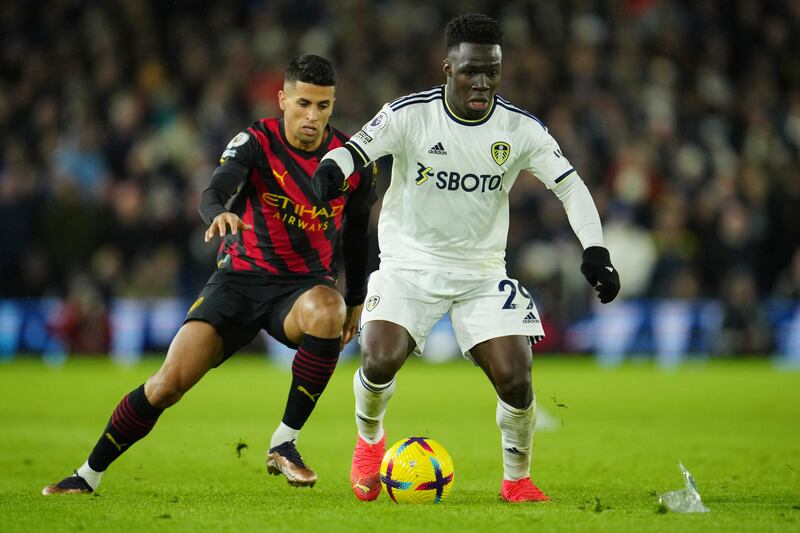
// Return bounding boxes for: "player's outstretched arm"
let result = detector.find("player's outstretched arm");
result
[552,174,621,303]
[199,168,252,242]
[312,145,365,201]
[199,131,257,238]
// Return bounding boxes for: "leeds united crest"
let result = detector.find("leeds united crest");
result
[491,141,510,165]
[366,295,380,311]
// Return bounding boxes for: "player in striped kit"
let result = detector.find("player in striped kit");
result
[42,54,376,494]
[313,14,620,502]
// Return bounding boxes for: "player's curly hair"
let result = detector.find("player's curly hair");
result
[445,13,503,51]
[285,54,337,86]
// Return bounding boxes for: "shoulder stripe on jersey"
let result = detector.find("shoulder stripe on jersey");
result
[346,140,370,165]
[391,94,442,112]
[388,86,442,109]
[496,98,546,128]
[554,168,576,184]
[389,88,440,107]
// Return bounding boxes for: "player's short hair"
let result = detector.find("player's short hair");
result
[285,54,337,87]
[445,13,503,51]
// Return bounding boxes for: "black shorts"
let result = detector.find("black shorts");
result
[184,269,336,362]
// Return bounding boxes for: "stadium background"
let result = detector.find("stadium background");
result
[1,0,799,363]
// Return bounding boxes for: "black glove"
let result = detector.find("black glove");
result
[581,246,621,304]
[312,159,346,202]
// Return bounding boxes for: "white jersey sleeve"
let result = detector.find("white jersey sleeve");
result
[346,104,404,165]
[519,120,604,248]
[520,122,576,190]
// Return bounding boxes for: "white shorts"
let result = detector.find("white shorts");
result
[360,268,545,359]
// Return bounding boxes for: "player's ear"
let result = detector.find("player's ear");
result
[443,58,452,78]
[278,90,286,111]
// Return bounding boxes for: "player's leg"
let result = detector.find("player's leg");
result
[450,275,548,502]
[470,336,549,503]
[349,319,415,500]
[350,269,448,501]
[42,321,224,495]
[266,284,345,487]
[357,319,415,440]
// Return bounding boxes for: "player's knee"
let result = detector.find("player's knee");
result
[495,373,532,409]
[145,373,187,409]
[300,287,346,337]
[361,347,402,384]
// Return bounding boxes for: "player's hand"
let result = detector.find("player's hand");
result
[580,246,621,304]
[312,159,346,202]
[204,212,252,242]
[341,304,363,349]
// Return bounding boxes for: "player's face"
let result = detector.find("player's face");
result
[279,81,335,151]
[443,43,502,120]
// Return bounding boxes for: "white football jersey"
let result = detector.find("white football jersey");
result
[347,85,575,274]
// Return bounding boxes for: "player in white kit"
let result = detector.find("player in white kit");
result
[313,13,620,503]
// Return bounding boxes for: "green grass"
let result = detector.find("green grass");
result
[1,355,799,532]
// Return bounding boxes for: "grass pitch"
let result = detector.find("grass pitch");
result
[1,355,798,532]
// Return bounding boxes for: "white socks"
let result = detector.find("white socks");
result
[496,395,536,481]
[77,461,103,490]
[353,367,396,444]
[270,421,300,450]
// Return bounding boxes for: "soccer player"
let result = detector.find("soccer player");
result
[42,54,376,494]
[312,14,620,503]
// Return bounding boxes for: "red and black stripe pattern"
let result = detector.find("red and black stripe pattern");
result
[87,384,163,471]
[219,118,375,277]
[281,334,340,430]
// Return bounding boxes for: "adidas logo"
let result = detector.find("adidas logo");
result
[428,142,447,155]
[523,312,539,324]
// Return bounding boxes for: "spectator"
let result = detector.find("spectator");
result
[0,1,797,353]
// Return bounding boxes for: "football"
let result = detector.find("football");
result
[379,437,455,504]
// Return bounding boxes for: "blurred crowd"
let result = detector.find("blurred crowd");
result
[1,0,799,354]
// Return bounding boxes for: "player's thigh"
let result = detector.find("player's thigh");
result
[185,274,264,360]
[360,269,451,356]
[361,320,417,360]
[469,334,533,391]
[146,321,225,406]
[450,275,545,358]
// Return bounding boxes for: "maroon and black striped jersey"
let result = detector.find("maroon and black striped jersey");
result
[212,118,377,276]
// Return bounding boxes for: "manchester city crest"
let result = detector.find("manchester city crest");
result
[491,141,510,166]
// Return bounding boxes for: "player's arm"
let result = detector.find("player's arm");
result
[551,175,620,303]
[339,165,378,345]
[199,132,255,242]
[311,144,363,202]
[526,128,620,303]
[312,106,400,201]
[339,209,369,345]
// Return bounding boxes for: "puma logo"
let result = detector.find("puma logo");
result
[272,169,289,187]
[105,432,128,452]
[297,385,321,403]
[353,480,371,493]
